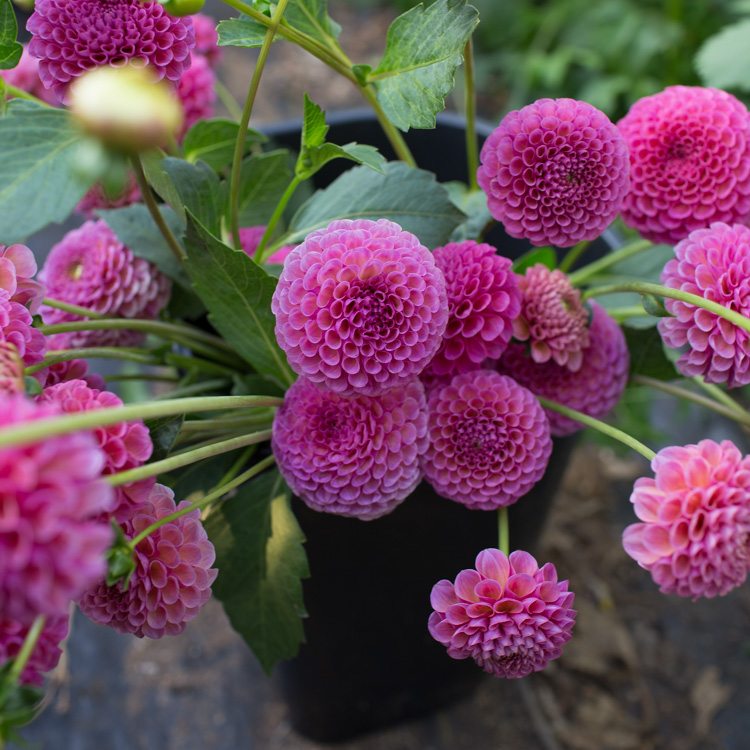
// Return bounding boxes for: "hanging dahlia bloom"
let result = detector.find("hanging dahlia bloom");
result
[0,342,24,395]
[429,549,576,678]
[0,291,46,368]
[513,264,590,371]
[177,52,215,138]
[618,86,750,244]
[477,98,629,247]
[272,219,448,396]
[423,370,551,510]
[40,220,171,349]
[0,47,58,105]
[422,241,521,378]
[0,244,44,313]
[191,13,221,67]
[498,303,629,436]
[79,483,217,638]
[0,615,69,686]
[623,440,750,599]
[27,0,195,102]
[76,174,141,217]
[0,395,114,623]
[659,222,750,388]
[239,225,294,265]
[273,376,428,520]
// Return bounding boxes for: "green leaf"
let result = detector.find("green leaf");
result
[369,0,479,130]
[183,214,295,388]
[236,149,294,227]
[284,0,341,44]
[141,149,184,216]
[0,0,22,70]
[217,15,270,48]
[623,325,679,381]
[183,118,267,172]
[444,181,491,241]
[161,157,223,235]
[0,101,93,242]
[145,414,184,462]
[206,469,309,674]
[696,19,750,92]
[513,246,557,273]
[301,93,328,148]
[285,161,465,247]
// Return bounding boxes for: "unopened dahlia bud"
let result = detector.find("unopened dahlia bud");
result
[163,0,205,16]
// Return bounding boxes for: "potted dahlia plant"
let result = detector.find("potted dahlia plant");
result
[1,0,750,744]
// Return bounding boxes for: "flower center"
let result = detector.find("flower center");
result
[68,262,84,280]
[454,418,506,467]
[346,278,399,341]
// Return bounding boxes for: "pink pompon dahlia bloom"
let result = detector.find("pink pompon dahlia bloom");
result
[79,483,217,638]
[76,173,141,217]
[191,13,220,67]
[40,220,171,349]
[0,615,69,686]
[477,98,629,248]
[272,219,448,396]
[0,395,114,623]
[659,222,750,388]
[239,225,294,265]
[498,303,629,437]
[27,0,195,102]
[273,376,428,520]
[177,52,215,138]
[0,243,45,314]
[623,440,750,599]
[0,46,58,105]
[429,549,576,678]
[0,291,46,368]
[513,264,590,371]
[422,241,521,379]
[0,342,24,395]
[618,86,750,244]
[423,370,551,510]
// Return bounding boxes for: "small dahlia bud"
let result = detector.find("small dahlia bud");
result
[429,549,576,678]
[0,342,24,395]
[273,377,428,520]
[477,98,629,247]
[659,222,750,388]
[423,241,521,379]
[272,219,448,396]
[423,370,552,510]
[79,483,217,639]
[0,244,44,313]
[40,220,171,349]
[623,440,750,599]
[0,615,69,686]
[618,86,750,244]
[176,53,215,139]
[0,291,46,368]
[239,225,294,265]
[192,13,221,67]
[0,46,58,105]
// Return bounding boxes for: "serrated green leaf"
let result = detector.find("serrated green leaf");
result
[445,181,491,241]
[206,469,308,674]
[624,325,679,381]
[145,414,184,461]
[141,149,183,217]
[236,149,294,227]
[161,157,223,235]
[513,246,557,273]
[217,15,270,48]
[301,93,328,148]
[183,118,267,172]
[0,0,22,70]
[369,0,479,131]
[284,0,341,44]
[696,19,750,92]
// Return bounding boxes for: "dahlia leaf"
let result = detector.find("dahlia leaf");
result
[368,0,479,131]
[236,149,294,227]
[161,157,223,236]
[301,93,328,149]
[513,247,557,274]
[183,118,267,172]
[183,214,296,388]
[284,0,341,44]
[444,181,492,242]
[144,414,184,462]
[623,325,679,381]
[696,19,750,92]
[205,469,309,674]
[0,0,21,70]
[217,16,270,49]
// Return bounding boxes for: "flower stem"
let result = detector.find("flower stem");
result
[25,347,161,374]
[604,305,650,323]
[558,240,592,273]
[255,175,302,262]
[537,397,656,460]
[214,79,244,121]
[568,239,653,286]
[42,297,107,319]
[463,38,479,191]
[153,378,231,400]
[5,85,51,107]
[358,86,417,167]
[693,378,748,417]
[498,506,510,555]
[212,444,258,490]
[7,616,45,687]
[179,411,274,433]
[105,372,179,384]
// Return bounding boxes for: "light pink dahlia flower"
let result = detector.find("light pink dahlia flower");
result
[239,225,294,265]
[0,291,46,369]
[0,342,24,395]
[0,243,44,314]
[0,615,69,686]
[191,13,221,67]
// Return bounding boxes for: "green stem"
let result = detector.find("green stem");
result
[214,79,244,121]
[568,239,653,286]
[463,38,478,191]
[604,305,650,323]
[559,240,592,274]
[498,506,509,555]
[153,378,231,400]
[5,84,51,107]
[42,297,107,319]
[129,454,276,547]
[693,378,747,416]
[359,86,417,167]
[105,372,179,384]
[7,616,46,686]
[212,445,258,489]
[25,347,160,375]
[229,0,290,249]
[179,411,274,433]
[537,396,656,460]
[255,175,302,262]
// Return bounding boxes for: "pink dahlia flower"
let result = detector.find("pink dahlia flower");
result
[0,46,58,105]
[477,98,629,248]
[498,303,629,436]
[429,549,576,678]
[0,395,114,623]
[27,0,195,102]
[0,291,46,368]
[36,336,106,392]
[0,342,24,395]
[273,376,428,520]
[177,52,215,139]
[272,219,448,396]
[618,86,750,244]
[239,225,294,265]
[79,483,217,638]
[0,244,44,314]
[623,440,750,599]
[423,370,551,510]
[76,173,141,217]
[423,241,521,378]
[659,222,750,388]
[40,220,171,349]
[191,13,220,67]
[0,615,69,686]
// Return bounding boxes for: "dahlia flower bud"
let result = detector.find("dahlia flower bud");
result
[273,376,428,520]
[0,342,24,395]
[40,220,171,349]
[623,440,750,599]
[76,173,141,217]
[0,291,46,368]
[272,219,448,396]
[658,222,750,388]
[422,370,552,510]
[0,615,69,686]
[423,241,521,379]
[191,13,221,67]
[618,86,750,244]
[239,225,294,265]
[477,98,629,248]
[498,303,629,436]
[0,46,58,105]
[0,244,44,313]
[0,395,114,623]
[429,549,576,678]
[79,483,217,638]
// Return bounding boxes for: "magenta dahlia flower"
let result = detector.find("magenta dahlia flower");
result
[0,395,114,623]
[0,291,45,368]
[0,244,44,314]
[191,13,220,67]
[429,548,576,678]
[422,241,521,378]
[40,220,171,349]
[177,52,215,138]
[27,0,195,102]
[79,483,217,638]
[477,98,629,248]
[623,440,750,599]
[658,222,750,387]
[0,342,24,395]
[273,376,428,520]
[0,615,69,686]
[0,46,58,105]
[76,174,141,217]
[618,86,750,244]
[239,225,294,265]
[423,370,551,510]
[498,303,629,436]
[273,219,448,396]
